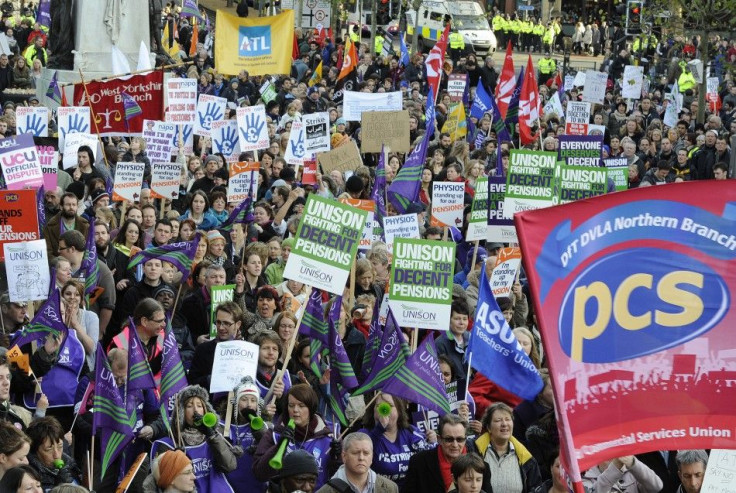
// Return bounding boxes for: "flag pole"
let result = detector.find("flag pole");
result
[77,69,112,172]
[89,434,95,489]
[469,240,479,273]
[61,61,193,87]
[464,352,473,400]
[338,392,381,440]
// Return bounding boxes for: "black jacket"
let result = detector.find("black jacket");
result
[403,445,491,493]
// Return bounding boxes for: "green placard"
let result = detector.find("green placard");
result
[504,149,559,218]
[210,284,236,338]
[557,163,608,204]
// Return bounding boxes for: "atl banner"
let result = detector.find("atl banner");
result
[515,182,736,485]
[73,71,164,135]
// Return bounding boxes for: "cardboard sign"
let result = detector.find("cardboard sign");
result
[389,238,456,330]
[317,140,362,174]
[210,340,259,393]
[57,106,91,149]
[700,449,736,493]
[171,124,194,158]
[0,134,44,189]
[142,120,177,162]
[112,162,145,202]
[38,146,58,191]
[339,198,375,251]
[605,157,629,192]
[210,284,236,338]
[431,181,465,228]
[558,135,603,167]
[361,110,410,153]
[236,105,270,151]
[228,161,260,203]
[164,78,198,125]
[194,94,227,137]
[4,239,49,302]
[16,107,49,137]
[622,66,644,100]
[447,74,467,102]
[302,158,317,185]
[283,195,368,295]
[0,190,40,261]
[557,163,607,203]
[303,112,330,154]
[212,120,241,163]
[487,176,517,243]
[150,162,182,200]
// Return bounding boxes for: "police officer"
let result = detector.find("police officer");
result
[374,28,385,56]
[538,52,556,86]
[492,11,505,47]
[448,27,466,62]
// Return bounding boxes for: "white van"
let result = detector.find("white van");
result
[406,0,496,55]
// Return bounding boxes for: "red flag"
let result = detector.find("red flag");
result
[425,23,450,104]
[61,85,68,107]
[519,55,540,146]
[496,40,516,120]
[292,33,300,61]
[189,18,198,57]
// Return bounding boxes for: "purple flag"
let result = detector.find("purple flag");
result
[78,217,99,298]
[93,343,135,478]
[361,318,383,381]
[127,239,199,283]
[371,145,387,236]
[121,91,143,121]
[36,186,46,238]
[159,326,187,432]
[354,306,409,394]
[11,290,67,348]
[382,333,451,416]
[387,88,436,214]
[298,289,328,342]
[504,67,525,127]
[45,71,62,105]
[327,297,358,390]
[126,318,156,392]
[219,196,254,233]
[37,0,51,28]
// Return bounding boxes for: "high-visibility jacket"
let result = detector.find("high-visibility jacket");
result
[533,23,545,36]
[522,20,533,34]
[678,70,697,93]
[553,21,561,35]
[449,32,465,49]
[510,19,521,33]
[492,14,504,32]
[633,34,658,53]
[543,26,555,45]
[374,34,384,55]
[350,31,359,43]
[539,57,556,74]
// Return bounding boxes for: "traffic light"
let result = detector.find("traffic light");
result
[626,0,643,35]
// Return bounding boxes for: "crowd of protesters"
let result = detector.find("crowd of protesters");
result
[0,0,726,492]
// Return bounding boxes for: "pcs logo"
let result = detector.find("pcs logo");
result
[239,26,272,57]
[558,248,729,363]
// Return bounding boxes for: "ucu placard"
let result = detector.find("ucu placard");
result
[558,247,730,362]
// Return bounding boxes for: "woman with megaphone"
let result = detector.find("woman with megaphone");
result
[151,385,240,493]
[253,383,340,490]
[224,376,270,493]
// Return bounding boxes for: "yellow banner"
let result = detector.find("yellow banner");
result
[442,103,467,141]
[215,9,294,76]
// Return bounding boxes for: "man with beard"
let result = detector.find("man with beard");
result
[94,221,123,273]
[42,192,89,258]
[43,187,62,219]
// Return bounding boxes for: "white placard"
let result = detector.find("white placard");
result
[16,107,48,137]
[112,162,145,202]
[57,106,91,149]
[150,162,182,201]
[62,132,98,169]
[171,124,194,158]
[142,120,177,162]
[622,66,644,100]
[342,91,403,121]
[236,105,270,151]
[194,94,227,137]
[4,240,49,302]
[212,120,241,163]
[543,92,564,118]
[165,78,198,124]
[383,213,420,255]
[582,70,608,104]
[489,248,522,298]
[303,112,330,154]
[284,121,306,167]
[572,71,586,87]
[431,182,465,228]
[210,340,259,393]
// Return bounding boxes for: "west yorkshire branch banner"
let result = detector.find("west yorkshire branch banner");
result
[214,9,294,76]
[515,182,736,483]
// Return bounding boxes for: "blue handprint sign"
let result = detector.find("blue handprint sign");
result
[212,121,240,157]
[16,107,49,137]
[194,95,226,137]
[284,121,306,165]
[236,106,269,151]
[58,107,91,145]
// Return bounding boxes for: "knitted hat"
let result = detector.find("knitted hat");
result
[205,154,219,164]
[467,247,488,265]
[206,230,226,245]
[153,283,176,299]
[175,385,217,430]
[154,450,191,489]
[234,376,260,406]
[90,189,109,204]
[274,449,319,479]
[282,237,296,249]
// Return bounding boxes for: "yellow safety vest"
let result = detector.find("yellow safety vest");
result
[539,57,556,74]
[374,35,384,54]
[533,24,545,36]
[678,71,696,93]
[449,32,465,49]
[492,15,504,31]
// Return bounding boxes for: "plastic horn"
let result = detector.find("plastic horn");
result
[53,459,65,469]
[250,415,264,431]
[194,412,218,428]
[268,419,295,470]
[377,402,392,417]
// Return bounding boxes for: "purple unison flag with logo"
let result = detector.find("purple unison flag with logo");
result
[354,306,409,395]
[126,317,156,391]
[11,289,67,348]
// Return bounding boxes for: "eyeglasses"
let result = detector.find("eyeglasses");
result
[442,436,466,443]
[58,245,69,251]
[149,317,167,324]
[215,319,235,328]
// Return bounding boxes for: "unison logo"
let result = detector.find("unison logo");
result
[239,25,271,56]
[401,304,437,321]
